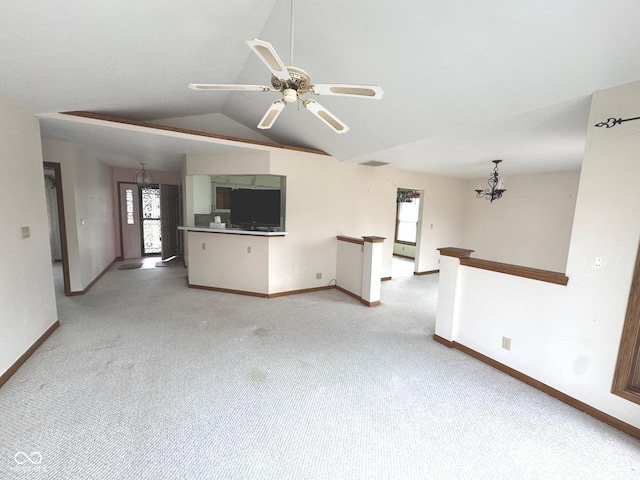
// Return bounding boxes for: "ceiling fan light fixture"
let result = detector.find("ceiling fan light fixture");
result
[283,88,298,103]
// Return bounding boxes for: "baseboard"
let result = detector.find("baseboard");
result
[68,259,116,296]
[414,269,439,276]
[393,253,415,260]
[0,321,60,389]
[381,276,392,282]
[334,285,380,307]
[188,284,335,299]
[432,334,640,440]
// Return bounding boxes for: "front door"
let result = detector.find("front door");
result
[119,182,141,259]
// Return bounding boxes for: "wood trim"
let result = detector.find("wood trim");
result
[335,285,362,301]
[0,321,60,389]
[43,162,71,296]
[393,253,415,260]
[267,286,334,298]
[414,269,439,276]
[336,235,364,245]
[432,335,640,440]
[189,284,268,298]
[361,299,381,307]
[437,247,474,259]
[381,276,392,281]
[395,240,416,247]
[362,236,385,244]
[63,111,330,156]
[612,240,640,404]
[433,334,454,348]
[68,259,116,296]
[460,257,569,286]
[199,230,286,238]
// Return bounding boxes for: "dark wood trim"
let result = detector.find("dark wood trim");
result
[43,162,71,296]
[393,253,415,260]
[337,235,364,245]
[612,240,640,404]
[362,236,385,244]
[189,284,268,298]
[432,335,640,440]
[437,247,475,258]
[335,285,362,301]
[63,111,330,156]
[188,282,381,306]
[267,285,334,298]
[414,269,439,276]
[460,257,569,286]
[433,334,455,348]
[381,276,392,281]
[0,321,60,389]
[68,259,116,296]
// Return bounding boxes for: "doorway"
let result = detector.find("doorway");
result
[119,182,180,260]
[43,162,71,295]
[392,188,422,278]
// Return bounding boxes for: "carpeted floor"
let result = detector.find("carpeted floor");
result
[0,264,638,479]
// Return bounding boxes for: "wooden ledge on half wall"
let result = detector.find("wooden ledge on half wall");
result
[438,247,569,286]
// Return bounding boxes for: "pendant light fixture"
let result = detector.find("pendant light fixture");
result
[134,163,153,187]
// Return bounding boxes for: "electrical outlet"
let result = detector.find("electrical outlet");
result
[502,337,511,351]
[247,246,252,254]
[316,272,322,280]
[594,258,602,269]
[201,243,206,250]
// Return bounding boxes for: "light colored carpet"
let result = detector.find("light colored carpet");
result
[1,265,639,479]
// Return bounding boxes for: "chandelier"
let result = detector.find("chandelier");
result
[475,160,506,203]
[134,163,153,187]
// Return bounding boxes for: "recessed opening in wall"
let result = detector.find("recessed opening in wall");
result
[192,174,286,232]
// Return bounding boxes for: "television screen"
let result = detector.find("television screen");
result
[230,189,281,228]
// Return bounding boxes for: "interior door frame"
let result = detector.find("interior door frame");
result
[43,162,71,296]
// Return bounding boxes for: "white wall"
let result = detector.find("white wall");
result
[447,81,640,429]
[461,170,580,272]
[42,139,116,292]
[187,148,466,294]
[0,93,57,377]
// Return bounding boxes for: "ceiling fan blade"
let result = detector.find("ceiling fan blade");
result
[258,100,286,129]
[311,84,384,99]
[188,83,271,92]
[246,39,292,82]
[302,100,349,134]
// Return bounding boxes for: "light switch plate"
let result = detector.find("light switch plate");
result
[21,226,30,239]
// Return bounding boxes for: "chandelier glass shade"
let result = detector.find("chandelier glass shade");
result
[134,163,153,187]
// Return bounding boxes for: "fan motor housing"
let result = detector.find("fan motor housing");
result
[271,66,311,94]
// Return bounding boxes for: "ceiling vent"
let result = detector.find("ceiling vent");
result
[359,160,389,167]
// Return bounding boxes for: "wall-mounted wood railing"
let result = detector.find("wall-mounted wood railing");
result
[437,247,569,286]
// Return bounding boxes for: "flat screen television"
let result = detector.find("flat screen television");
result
[230,189,281,229]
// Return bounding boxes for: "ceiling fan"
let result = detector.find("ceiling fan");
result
[188,37,383,134]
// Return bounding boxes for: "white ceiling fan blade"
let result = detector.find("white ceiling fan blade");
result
[311,84,384,99]
[246,39,292,82]
[303,100,349,134]
[258,100,286,129]
[188,83,271,92]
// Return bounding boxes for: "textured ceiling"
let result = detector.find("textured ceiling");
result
[3,0,640,178]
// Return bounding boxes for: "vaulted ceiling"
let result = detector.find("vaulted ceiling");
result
[2,1,640,178]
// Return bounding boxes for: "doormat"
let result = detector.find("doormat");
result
[119,262,143,270]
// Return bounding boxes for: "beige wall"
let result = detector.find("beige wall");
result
[0,94,57,377]
[42,139,116,291]
[449,80,640,429]
[185,148,467,293]
[461,170,581,272]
